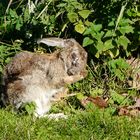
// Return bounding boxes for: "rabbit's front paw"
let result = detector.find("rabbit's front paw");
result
[63,73,85,84]
[80,69,88,78]
[51,88,68,102]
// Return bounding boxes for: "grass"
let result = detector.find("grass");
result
[0,104,140,140]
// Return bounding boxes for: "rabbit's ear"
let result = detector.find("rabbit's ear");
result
[37,38,75,48]
[37,38,65,48]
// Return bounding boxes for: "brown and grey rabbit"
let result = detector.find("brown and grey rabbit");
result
[2,38,87,119]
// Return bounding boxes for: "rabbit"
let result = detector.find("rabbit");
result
[2,37,88,118]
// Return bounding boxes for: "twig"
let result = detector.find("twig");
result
[115,1,128,31]
[0,41,12,47]
[66,93,77,97]
[5,0,13,14]
[36,0,52,19]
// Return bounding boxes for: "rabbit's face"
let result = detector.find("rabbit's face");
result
[60,39,87,76]
[37,37,88,76]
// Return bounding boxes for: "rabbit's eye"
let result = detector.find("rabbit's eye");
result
[71,53,79,66]
[73,58,78,63]
[71,52,77,59]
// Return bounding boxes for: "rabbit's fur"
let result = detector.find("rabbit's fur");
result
[2,38,87,118]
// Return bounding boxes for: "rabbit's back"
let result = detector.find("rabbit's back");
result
[5,51,33,77]
[3,51,67,108]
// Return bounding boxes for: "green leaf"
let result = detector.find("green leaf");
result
[108,21,115,26]
[24,7,30,22]
[119,18,133,26]
[108,48,119,58]
[95,40,104,57]
[84,23,102,36]
[84,27,92,35]
[77,93,86,100]
[67,12,78,23]
[24,102,36,115]
[90,88,104,97]
[117,58,130,69]
[104,39,114,50]
[0,45,5,52]
[91,24,102,32]
[75,23,86,34]
[83,37,94,47]
[85,20,92,26]
[115,69,124,80]
[5,57,11,64]
[16,20,22,30]
[57,3,67,8]
[9,9,18,18]
[72,2,83,10]
[92,31,104,40]
[137,12,140,17]
[119,26,134,35]
[104,30,114,38]
[118,36,130,49]
[78,10,91,19]
[110,90,125,104]
[96,40,104,52]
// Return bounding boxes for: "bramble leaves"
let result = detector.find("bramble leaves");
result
[75,22,86,34]
[118,36,130,50]
[78,10,91,19]
[83,37,93,47]
[67,12,78,23]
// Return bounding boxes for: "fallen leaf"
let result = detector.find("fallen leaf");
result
[86,96,108,108]
[118,103,140,117]
[129,109,140,117]
[118,107,129,116]
[134,98,140,108]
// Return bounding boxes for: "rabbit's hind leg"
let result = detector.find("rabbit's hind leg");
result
[34,98,51,117]
[25,85,52,117]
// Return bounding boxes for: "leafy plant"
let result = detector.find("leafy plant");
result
[108,58,130,81]
[0,41,21,74]
[82,0,139,58]
[20,102,36,115]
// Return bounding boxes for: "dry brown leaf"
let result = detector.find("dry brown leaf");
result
[118,107,129,116]
[80,96,108,108]
[134,98,140,108]
[118,104,140,117]
[129,109,140,117]
[87,96,108,108]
